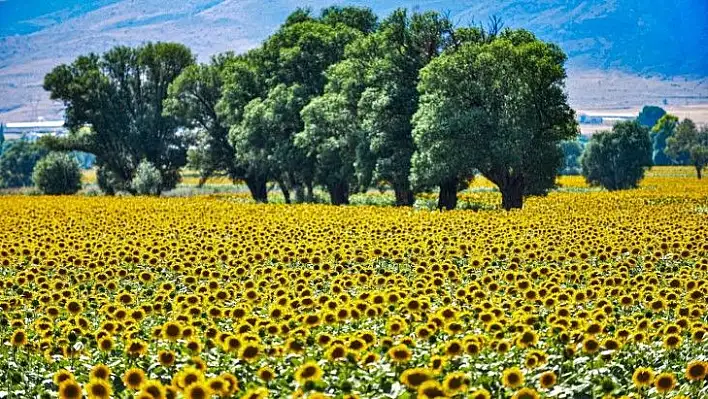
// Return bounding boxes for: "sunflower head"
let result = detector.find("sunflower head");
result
[502,367,525,389]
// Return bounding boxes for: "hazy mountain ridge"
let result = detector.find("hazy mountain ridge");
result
[1,0,707,122]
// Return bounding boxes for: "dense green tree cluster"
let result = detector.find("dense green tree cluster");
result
[42,6,581,209]
[666,119,708,179]
[581,121,653,190]
[0,138,48,188]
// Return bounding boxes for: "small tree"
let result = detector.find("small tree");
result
[650,114,678,165]
[0,139,48,188]
[559,140,584,175]
[637,105,666,129]
[666,119,708,179]
[581,121,652,190]
[131,160,163,196]
[32,152,82,195]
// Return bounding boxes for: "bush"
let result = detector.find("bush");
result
[131,160,163,196]
[581,121,653,190]
[32,152,82,195]
[0,140,48,188]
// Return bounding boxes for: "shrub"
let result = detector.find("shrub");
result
[0,139,48,188]
[581,121,652,190]
[131,160,163,196]
[32,152,82,195]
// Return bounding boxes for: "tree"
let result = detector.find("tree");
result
[164,54,246,187]
[43,42,195,194]
[131,160,163,195]
[412,29,577,210]
[0,139,48,188]
[298,91,364,205]
[229,84,308,203]
[220,10,367,203]
[637,105,666,128]
[581,120,653,190]
[666,119,708,179]
[32,152,82,195]
[559,140,584,175]
[324,9,459,206]
[320,6,378,33]
[650,114,679,166]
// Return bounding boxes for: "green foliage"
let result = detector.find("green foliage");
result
[130,160,163,196]
[220,10,368,203]
[32,152,82,195]
[666,118,708,179]
[0,139,48,188]
[581,120,653,190]
[165,54,241,186]
[559,140,584,175]
[0,124,4,154]
[43,42,194,194]
[320,6,378,33]
[637,105,666,128]
[412,29,577,210]
[650,114,678,165]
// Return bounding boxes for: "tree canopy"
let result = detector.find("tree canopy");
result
[581,120,653,190]
[650,113,679,166]
[412,29,577,210]
[43,42,195,194]
[637,105,666,128]
[0,139,48,188]
[666,118,708,179]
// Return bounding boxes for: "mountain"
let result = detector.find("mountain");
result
[1,0,707,122]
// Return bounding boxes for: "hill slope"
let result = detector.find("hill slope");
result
[1,0,707,122]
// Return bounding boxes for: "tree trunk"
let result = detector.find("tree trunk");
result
[328,181,350,205]
[245,176,268,203]
[393,181,415,206]
[305,182,314,203]
[437,179,458,211]
[696,164,703,180]
[500,177,524,211]
[277,179,291,204]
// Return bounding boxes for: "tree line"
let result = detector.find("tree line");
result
[35,6,578,210]
[32,6,707,207]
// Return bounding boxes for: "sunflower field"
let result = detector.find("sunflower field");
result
[0,168,707,399]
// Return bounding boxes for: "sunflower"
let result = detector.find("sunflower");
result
[400,367,433,389]
[257,366,276,382]
[685,360,708,381]
[207,377,229,397]
[220,372,239,396]
[241,387,269,399]
[158,350,176,366]
[417,380,446,399]
[295,361,323,384]
[86,378,112,399]
[58,380,82,399]
[539,371,557,389]
[512,387,540,399]
[162,321,183,341]
[140,380,166,399]
[388,344,412,364]
[502,367,525,389]
[123,367,146,390]
[654,372,676,393]
[97,336,114,352]
[90,364,111,380]
[239,342,261,362]
[184,383,212,399]
[54,369,75,386]
[632,367,654,388]
[443,371,469,394]
[11,329,28,347]
[663,334,682,350]
[469,388,491,399]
